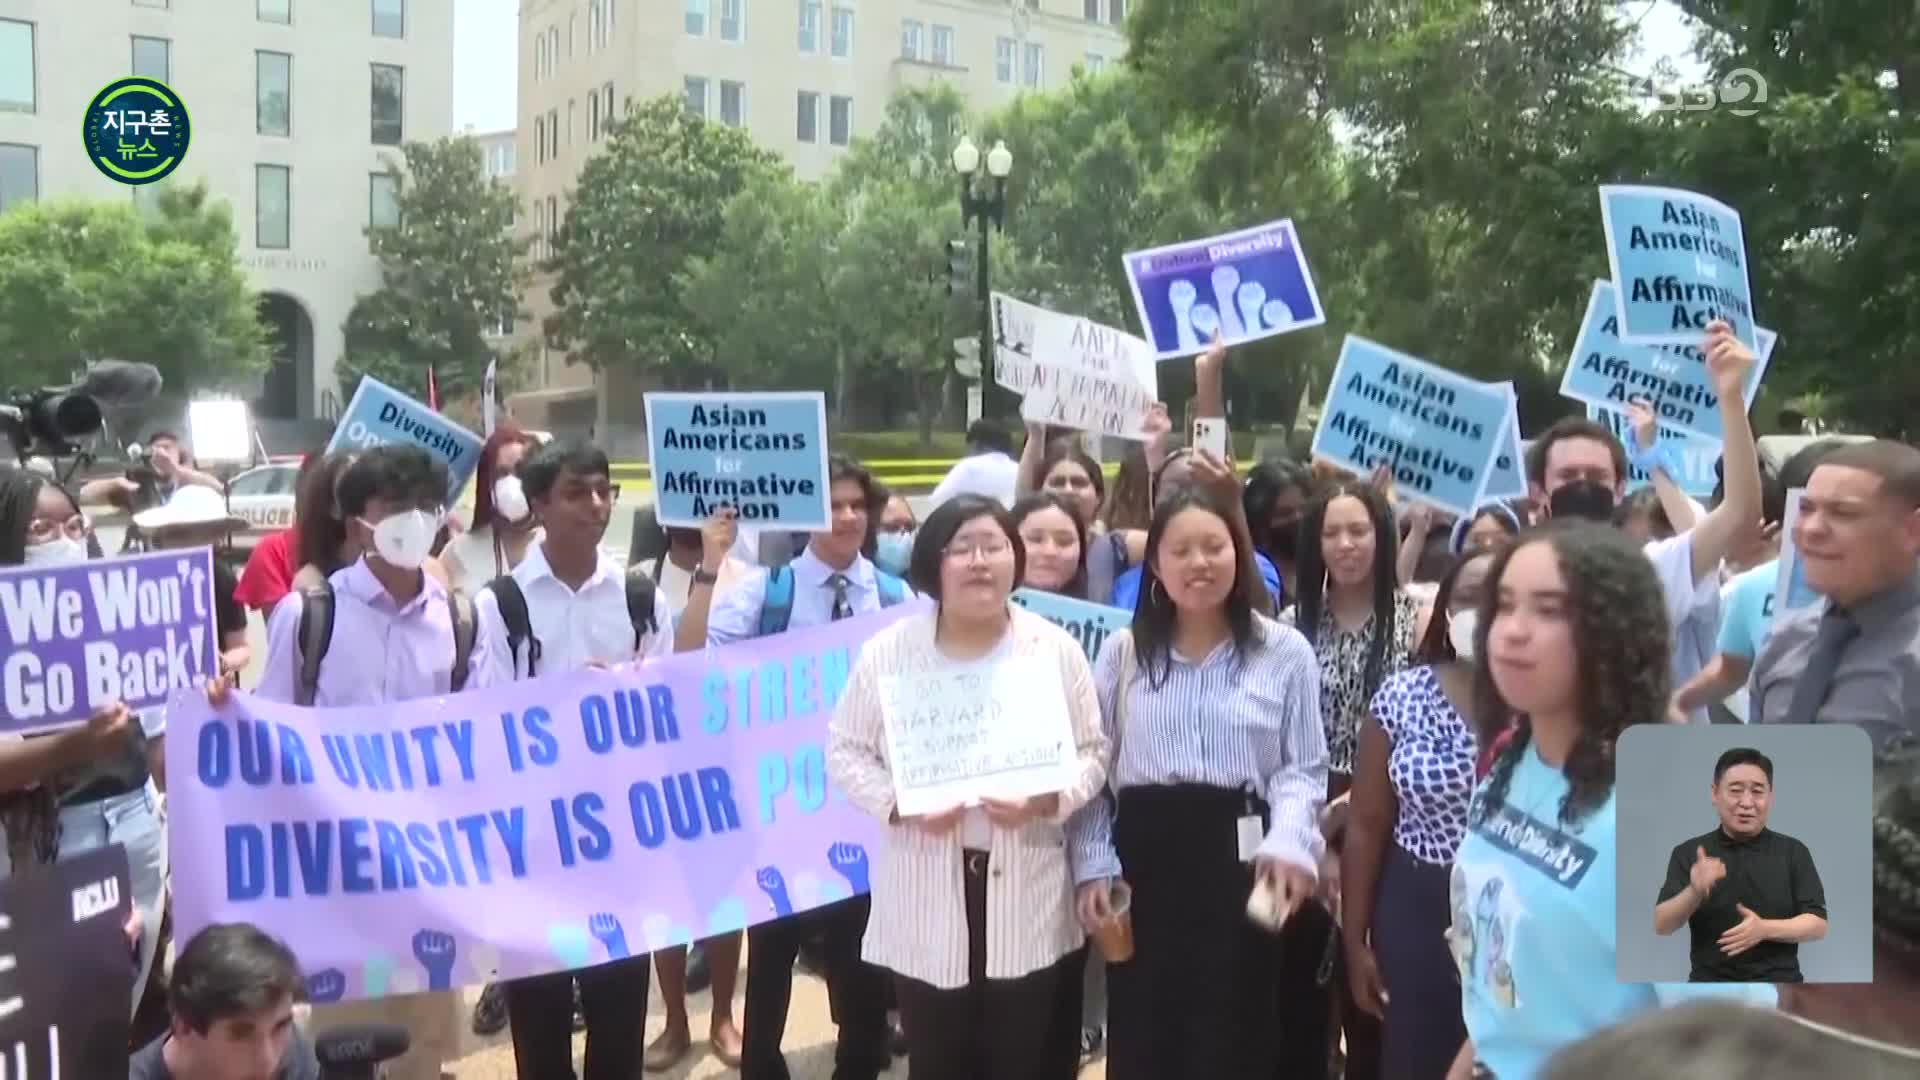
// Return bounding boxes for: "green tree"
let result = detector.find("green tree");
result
[0,182,267,391]
[337,135,527,404]
[544,95,780,384]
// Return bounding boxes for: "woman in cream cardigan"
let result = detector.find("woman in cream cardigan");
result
[828,493,1108,1080]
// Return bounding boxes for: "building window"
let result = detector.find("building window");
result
[0,20,33,114]
[256,51,291,136]
[587,0,602,52]
[720,80,744,127]
[132,0,170,7]
[259,0,291,23]
[796,90,818,142]
[0,144,36,212]
[568,99,577,145]
[1085,52,1106,73]
[371,64,404,145]
[1024,42,1044,88]
[829,4,852,57]
[828,94,850,146]
[534,34,546,80]
[547,107,559,157]
[1084,0,1099,18]
[930,25,953,66]
[721,0,743,42]
[548,27,559,69]
[1109,0,1126,25]
[589,92,602,140]
[685,0,707,36]
[533,116,545,163]
[570,12,578,55]
[684,76,709,119]
[900,19,921,61]
[994,36,1014,84]
[369,172,400,228]
[372,0,405,38]
[255,164,290,249]
[602,83,615,130]
[132,36,171,82]
[545,196,558,250]
[797,0,820,52]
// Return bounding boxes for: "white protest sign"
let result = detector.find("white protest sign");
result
[991,293,1158,441]
[879,656,1077,816]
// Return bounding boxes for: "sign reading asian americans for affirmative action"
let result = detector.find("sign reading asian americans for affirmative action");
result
[0,549,218,734]
[645,392,832,530]
[1309,336,1509,517]
[1598,184,1757,351]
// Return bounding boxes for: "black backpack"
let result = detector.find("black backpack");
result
[488,566,661,678]
[295,584,478,706]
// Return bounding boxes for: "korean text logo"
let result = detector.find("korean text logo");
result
[82,77,192,185]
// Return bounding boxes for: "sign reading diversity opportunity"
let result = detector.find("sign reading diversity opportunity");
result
[0,843,133,1080]
[1309,337,1510,517]
[1585,404,1722,498]
[1479,386,1527,502]
[1560,279,1777,443]
[1010,588,1131,664]
[329,376,485,503]
[1123,220,1327,360]
[0,548,217,733]
[1599,185,1757,351]
[878,656,1077,816]
[645,392,832,530]
[990,294,1158,440]
[168,602,925,1002]
[1773,489,1822,618]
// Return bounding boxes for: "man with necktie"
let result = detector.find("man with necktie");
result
[1750,440,1920,750]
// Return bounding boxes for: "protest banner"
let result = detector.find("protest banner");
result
[328,376,485,504]
[1773,489,1822,619]
[1585,404,1723,499]
[1309,336,1510,517]
[1123,219,1327,360]
[990,294,1158,440]
[167,602,925,1001]
[878,656,1076,816]
[0,548,217,734]
[1598,185,1757,351]
[644,392,832,530]
[1009,588,1131,665]
[0,844,133,1078]
[1560,279,1777,443]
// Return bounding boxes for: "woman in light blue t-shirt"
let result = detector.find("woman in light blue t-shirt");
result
[1447,522,1775,1080]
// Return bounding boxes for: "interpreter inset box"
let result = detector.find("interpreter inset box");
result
[1615,724,1872,984]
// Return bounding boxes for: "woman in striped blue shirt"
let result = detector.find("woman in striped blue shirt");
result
[1069,484,1329,1079]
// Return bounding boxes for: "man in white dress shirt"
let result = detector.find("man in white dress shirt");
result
[679,453,909,1080]
[927,420,1019,510]
[471,440,676,1080]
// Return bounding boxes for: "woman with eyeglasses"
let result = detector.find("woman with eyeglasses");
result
[1069,485,1327,1078]
[1447,523,1776,1080]
[0,469,172,1020]
[828,494,1109,1080]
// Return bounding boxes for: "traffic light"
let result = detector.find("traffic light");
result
[945,239,970,296]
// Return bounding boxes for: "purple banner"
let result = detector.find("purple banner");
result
[166,602,926,1003]
[0,548,218,734]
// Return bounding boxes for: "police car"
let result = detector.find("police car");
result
[224,460,300,541]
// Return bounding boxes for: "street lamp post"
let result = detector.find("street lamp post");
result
[952,136,1013,413]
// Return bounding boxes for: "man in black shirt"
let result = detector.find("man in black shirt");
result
[1653,747,1829,982]
[128,923,320,1080]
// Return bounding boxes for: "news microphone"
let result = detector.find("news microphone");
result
[314,1023,410,1080]
[74,360,164,408]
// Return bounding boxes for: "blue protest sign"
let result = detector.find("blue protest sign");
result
[328,376,485,503]
[0,548,218,733]
[1009,588,1131,663]
[645,391,832,530]
[1480,385,1527,501]
[1773,489,1822,618]
[1560,279,1776,443]
[1123,220,1327,360]
[1309,337,1510,517]
[1598,185,1757,351]
[1585,403,1722,498]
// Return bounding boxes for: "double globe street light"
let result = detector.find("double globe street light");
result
[952,135,1013,414]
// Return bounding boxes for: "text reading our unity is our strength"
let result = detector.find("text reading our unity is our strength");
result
[657,403,816,521]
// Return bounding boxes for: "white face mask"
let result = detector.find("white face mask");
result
[492,475,531,525]
[1447,608,1479,661]
[23,537,88,567]
[362,509,440,570]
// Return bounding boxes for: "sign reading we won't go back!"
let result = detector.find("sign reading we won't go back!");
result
[646,392,833,530]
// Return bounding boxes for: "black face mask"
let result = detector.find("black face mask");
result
[1548,480,1618,523]
[1265,520,1300,562]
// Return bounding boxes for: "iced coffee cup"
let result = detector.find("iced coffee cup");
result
[1089,879,1135,964]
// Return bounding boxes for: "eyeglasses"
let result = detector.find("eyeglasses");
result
[26,514,90,544]
[944,540,1012,563]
